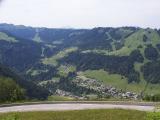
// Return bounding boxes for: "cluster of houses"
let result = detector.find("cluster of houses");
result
[55,75,139,100]
[73,76,139,100]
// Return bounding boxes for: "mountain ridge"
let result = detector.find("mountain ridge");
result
[0,23,160,100]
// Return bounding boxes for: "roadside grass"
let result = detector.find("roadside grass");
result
[48,95,75,101]
[0,109,147,120]
[147,112,160,120]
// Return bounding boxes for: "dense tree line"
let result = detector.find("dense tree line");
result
[0,38,61,73]
[156,44,160,51]
[66,28,136,51]
[158,29,160,36]
[60,50,143,83]
[143,35,148,42]
[142,61,160,84]
[143,94,160,102]
[0,40,42,72]
[0,77,25,103]
[26,63,59,82]
[142,44,160,84]
[144,45,159,61]
[38,28,75,43]
[129,49,144,63]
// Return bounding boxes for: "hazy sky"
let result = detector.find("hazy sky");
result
[0,0,160,28]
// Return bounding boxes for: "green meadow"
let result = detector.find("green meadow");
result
[0,109,148,120]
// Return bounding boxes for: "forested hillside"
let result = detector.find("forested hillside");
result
[0,23,160,100]
[0,63,50,102]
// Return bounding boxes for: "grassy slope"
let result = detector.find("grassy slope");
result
[81,70,128,90]
[0,32,18,42]
[39,77,60,86]
[58,65,76,77]
[0,109,147,120]
[82,29,160,56]
[109,29,160,56]
[32,32,42,43]
[81,70,142,93]
[42,47,78,66]
[79,29,160,95]
[81,70,160,94]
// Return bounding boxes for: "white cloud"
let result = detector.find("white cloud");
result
[0,0,160,28]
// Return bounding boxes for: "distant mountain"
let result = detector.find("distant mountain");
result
[0,23,160,100]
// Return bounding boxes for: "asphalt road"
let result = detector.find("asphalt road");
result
[0,103,155,113]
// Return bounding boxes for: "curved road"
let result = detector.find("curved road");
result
[0,103,155,113]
